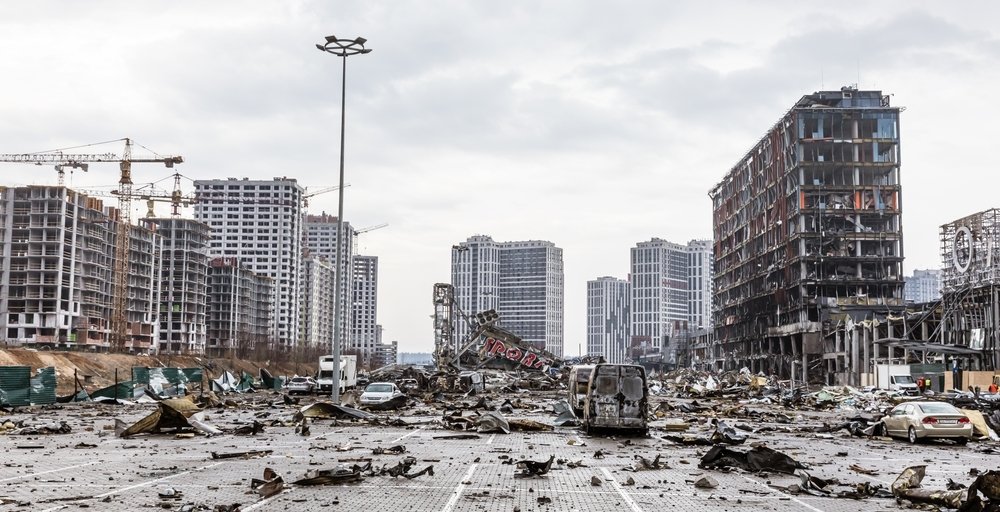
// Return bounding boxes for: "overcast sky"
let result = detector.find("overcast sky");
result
[2,2,998,356]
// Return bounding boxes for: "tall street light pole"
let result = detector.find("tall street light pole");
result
[316,35,371,403]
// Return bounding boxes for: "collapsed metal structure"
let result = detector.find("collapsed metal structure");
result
[432,283,560,372]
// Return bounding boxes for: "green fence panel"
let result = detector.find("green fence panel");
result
[29,367,57,405]
[90,380,135,401]
[132,367,151,386]
[0,366,31,406]
[181,368,203,384]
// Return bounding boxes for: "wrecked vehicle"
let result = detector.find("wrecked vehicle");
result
[882,401,973,444]
[284,376,317,395]
[582,364,648,435]
[568,364,595,416]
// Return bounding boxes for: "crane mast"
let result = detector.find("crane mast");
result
[110,139,134,353]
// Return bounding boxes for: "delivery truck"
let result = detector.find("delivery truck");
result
[874,364,919,395]
[316,354,358,393]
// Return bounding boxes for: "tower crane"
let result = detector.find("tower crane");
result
[0,138,183,352]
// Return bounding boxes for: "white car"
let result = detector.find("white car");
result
[285,376,317,395]
[359,382,405,406]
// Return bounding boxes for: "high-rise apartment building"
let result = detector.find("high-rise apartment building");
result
[145,218,210,354]
[351,255,380,365]
[300,254,335,350]
[205,257,273,357]
[452,235,564,356]
[630,239,690,356]
[904,269,942,304]
[193,178,304,349]
[586,277,630,363]
[687,240,714,331]
[303,213,355,352]
[709,87,904,380]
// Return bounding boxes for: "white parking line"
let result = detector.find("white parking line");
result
[739,474,824,512]
[441,463,478,512]
[599,467,643,512]
[38,461,228,512]
[0,461,99,483]
[242,489,292,511]
[486,434,496,445]
[391,425,427,443]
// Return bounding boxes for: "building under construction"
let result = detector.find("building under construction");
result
[708,87,905,382]
[0,186,161,351]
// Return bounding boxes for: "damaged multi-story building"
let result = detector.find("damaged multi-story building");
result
[706,87,905,383]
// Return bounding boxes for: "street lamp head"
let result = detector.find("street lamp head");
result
[316,35,371,57]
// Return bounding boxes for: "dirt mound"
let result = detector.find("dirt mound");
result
[0,349,315,395]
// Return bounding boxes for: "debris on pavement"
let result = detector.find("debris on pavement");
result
[115,396,221,438]
[694,476,719,489]
[515,455,554,478]
[296,402,374,421]
[890,465,965,508]
[250,467,284,499]
[210,449,273,460]
[699,445,806,474]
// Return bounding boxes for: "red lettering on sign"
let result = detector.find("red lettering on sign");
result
[520,352,537,368]
[505,347,523,362]
[489,340,507,357]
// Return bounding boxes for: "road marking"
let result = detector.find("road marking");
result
[739,474,824,512]
[0,461,99,483]
[391,425,426,443]
[38,461,228,512]
[486,434,496,445]
[599,467,643,512]
[441,463,478,512]
[242,489,292,511]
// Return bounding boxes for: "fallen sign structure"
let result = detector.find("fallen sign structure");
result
[448,323,561,373]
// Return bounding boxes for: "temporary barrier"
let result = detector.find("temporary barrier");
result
[0,366,58,406]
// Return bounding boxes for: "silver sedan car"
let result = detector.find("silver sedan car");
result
[882,401,973,444]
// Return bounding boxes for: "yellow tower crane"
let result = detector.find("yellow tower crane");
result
[0,138,182,352]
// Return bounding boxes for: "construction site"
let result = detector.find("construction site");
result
[0,138,395,368]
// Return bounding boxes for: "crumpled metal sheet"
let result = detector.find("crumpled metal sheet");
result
[297,402,374,421]
[699,445,805,474]
[116,396,217,438]
[476,411,510,434]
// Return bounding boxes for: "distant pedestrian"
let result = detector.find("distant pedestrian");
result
[989,382,998,394]
[924,377,933,393]
[917,378,925,393]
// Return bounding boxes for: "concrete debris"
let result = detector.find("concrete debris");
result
[1,420,71,435]
[694,476,718,489]
[630,454,666,471]
[476,411,510,434]
[891,465,965,508]
[590,475,602,486]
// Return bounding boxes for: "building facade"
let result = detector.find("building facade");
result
[300,254,335,351]
[205,257,273,358]
[0,186,163,352]
[904,269,942,304]
[452,235,564,357]
[145,218,210,354]
[351,255,380,365]
[586,277,630,364]
[193,177,304,349]
[708,87,904,383]
[303,213,355,353]
[687,239,714,331]
[629,239,689,358]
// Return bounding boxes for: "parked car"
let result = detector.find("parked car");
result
[360,382,405,406]
[285,376,317,395]
[882,401,973,444]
